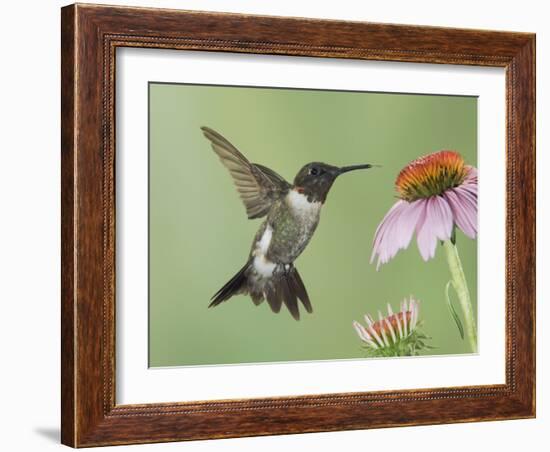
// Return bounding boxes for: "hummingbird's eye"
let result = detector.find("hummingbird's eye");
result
[309,167,319,176]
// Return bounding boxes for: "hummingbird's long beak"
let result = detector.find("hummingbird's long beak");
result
[337,164,378,175]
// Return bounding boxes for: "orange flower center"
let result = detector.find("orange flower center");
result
[372,311,412,336]
[395,151,468,202]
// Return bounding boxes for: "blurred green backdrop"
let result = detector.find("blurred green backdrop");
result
[148,82,477,367]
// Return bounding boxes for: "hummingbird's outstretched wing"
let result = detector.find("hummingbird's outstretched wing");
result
[201,127,291,219]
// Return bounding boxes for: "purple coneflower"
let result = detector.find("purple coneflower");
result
[353,297,430,357]
[371,150,477,268]
[370,151,477,352]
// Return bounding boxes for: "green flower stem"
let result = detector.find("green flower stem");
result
[442,240,477,352]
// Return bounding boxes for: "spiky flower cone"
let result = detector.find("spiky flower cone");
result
[353,298,431,357]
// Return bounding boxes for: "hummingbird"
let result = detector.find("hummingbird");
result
[202,126,375,320]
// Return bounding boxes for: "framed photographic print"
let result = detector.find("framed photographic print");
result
[61,3,536,447]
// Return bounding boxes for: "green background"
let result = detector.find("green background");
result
[148,83,477,367]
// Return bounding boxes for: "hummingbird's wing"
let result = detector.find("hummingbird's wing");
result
[201,127,291,219]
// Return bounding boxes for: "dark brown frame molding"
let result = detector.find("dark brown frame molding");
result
[61,3,536,447]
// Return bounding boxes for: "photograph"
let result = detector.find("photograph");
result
[148,82,478,367]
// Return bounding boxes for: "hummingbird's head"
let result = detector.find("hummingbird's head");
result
[293,162,375,203]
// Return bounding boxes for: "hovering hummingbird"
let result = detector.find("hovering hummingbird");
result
[202,126,375,320]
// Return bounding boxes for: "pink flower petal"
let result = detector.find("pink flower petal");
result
[431,196,454,240]
[371,199,425,269]
[464,165,478,184]
[415,210,435,261]
[461,184,477,198]
[353,321,370,341]
[454,184,477,204]
[416,196,453,261]
[444,187,478,239]
[371,201,407,253]
[460,166,478,197]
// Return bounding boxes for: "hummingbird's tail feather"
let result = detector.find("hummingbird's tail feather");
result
[209,261,312,321]
[261,265,311,321]
[263,283,283,313]
[209,261,251,308]
[288,267,312,314]
[280,276,299,320]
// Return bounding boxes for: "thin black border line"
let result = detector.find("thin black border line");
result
[147,82,151,368]
[149,80,479,99]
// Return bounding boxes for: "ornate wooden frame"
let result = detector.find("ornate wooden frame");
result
[61,3,536,447]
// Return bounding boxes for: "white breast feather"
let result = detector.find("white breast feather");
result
[257,225,273,255]
[286,190,321,217]
[253,225,275,277]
